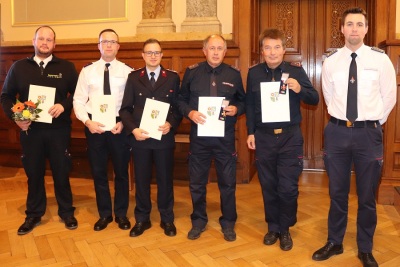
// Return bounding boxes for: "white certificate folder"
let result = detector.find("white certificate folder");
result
[28,84,56,123]
[91,95,116,131]
[198,97,225,137]
[260,82,290,123]
[139,98,170,140]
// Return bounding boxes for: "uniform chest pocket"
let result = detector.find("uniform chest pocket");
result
[332,72,347,96]
[110,76,127,90]
[359,69,378,96]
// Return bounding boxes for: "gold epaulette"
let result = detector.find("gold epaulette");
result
[326,49,338,58]
[371,47,384,53]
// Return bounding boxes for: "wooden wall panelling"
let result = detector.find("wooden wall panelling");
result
[378,40,400,204]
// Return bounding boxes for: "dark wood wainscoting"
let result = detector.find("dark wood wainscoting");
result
[0,41,250,183]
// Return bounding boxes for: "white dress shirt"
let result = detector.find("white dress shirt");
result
[322,44,397,124]
[73,58,133,124]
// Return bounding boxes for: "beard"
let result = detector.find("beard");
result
[35,46,53,58]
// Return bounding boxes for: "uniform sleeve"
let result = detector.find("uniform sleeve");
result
[119,74,137,135]
[166,74,183,130]
[321,59,333,107]
[0,63,18,119]
[73,68,90,124]
[245,69,256,135]
[379,55,397,124]
[177,68,193,118]
[297,67,319,105]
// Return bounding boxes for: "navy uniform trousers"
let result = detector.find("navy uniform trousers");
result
[324,121,383,253]
[85,127,130,218]
[189,126,238,229]
[132,146,175,223]
[254,126,303,233]
[20,127,75,219]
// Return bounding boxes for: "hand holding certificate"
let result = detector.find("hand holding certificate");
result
[139,98,170,140]
[260,81,290,123]
[28,84,56,123]
[91,95,116,131]
[197,96,225,137]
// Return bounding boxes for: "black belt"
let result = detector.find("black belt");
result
[88,113,121,122]
[259,124,299,135]
[330,117,379,128]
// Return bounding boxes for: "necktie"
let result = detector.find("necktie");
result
[150,72,156,88]
[210,70,217,96]
[103,63,111,95]
[346,53,357,122]
[39,61,44,75]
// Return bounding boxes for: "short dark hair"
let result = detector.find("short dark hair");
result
[341,7,368,27]
[259,28,286,48]
[203,34,227,49]
[143,38,161,51]
[99,29,119,42]
[34,25,56,41]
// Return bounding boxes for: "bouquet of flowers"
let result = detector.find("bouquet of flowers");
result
[11,100,42,121]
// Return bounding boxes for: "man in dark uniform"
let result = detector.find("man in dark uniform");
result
[73,29,133,231]
[119,38,182,237]
[177,34,245,242]
[312,8,396,267]
[1,25,78,235]
[246,28,319,251]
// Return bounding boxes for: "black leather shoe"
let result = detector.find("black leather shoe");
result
[17,217,41,235]
[187,227,205,240]
[358,252,378,267]
[222,227,236,241]
[263,231,280,245]
[94,216,113,231]
[312,242,344,261]
[115,217,131,230]
[160,222,176,236]
[130,221,151,237]
[279,231,293,251]
[61,215,78,230]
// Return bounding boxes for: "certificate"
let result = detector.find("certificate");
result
[91,95,116,131]
[198,97,225,137]
[260,82,290,123]
[28,84,56,123]
[139,98,170,140]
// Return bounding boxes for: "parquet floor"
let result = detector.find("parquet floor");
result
[0,166,399,267]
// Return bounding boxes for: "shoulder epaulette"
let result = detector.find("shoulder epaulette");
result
[371,47,384,53]
[290,62,302,67]
[326,49,338,58]
[132,68,142,72]
[83,62,93,68]
[230,65,240,72]
[188,63,199,70]
[166,68,177,73]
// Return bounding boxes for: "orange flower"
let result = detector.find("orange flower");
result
[24,100,36,109]
[12,102,25,113]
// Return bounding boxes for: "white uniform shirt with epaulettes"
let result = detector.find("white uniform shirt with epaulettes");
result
[73,58,133,124]
[322,44,396,124]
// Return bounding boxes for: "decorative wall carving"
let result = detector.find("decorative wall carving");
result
[275,1,295,48]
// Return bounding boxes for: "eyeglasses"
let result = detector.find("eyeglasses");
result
[99,40,119,45]
[143,51,162,57]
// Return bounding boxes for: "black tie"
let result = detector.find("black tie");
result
[39,61,44,75]
[346,53,357,122]
[150,72,156,88]
[210,70,217,96]
[104,63,111,95]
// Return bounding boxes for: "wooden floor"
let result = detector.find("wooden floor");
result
[0,166,400,267]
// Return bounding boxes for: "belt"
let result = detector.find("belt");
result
[259,125,299,135]
[330,117,379,128]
